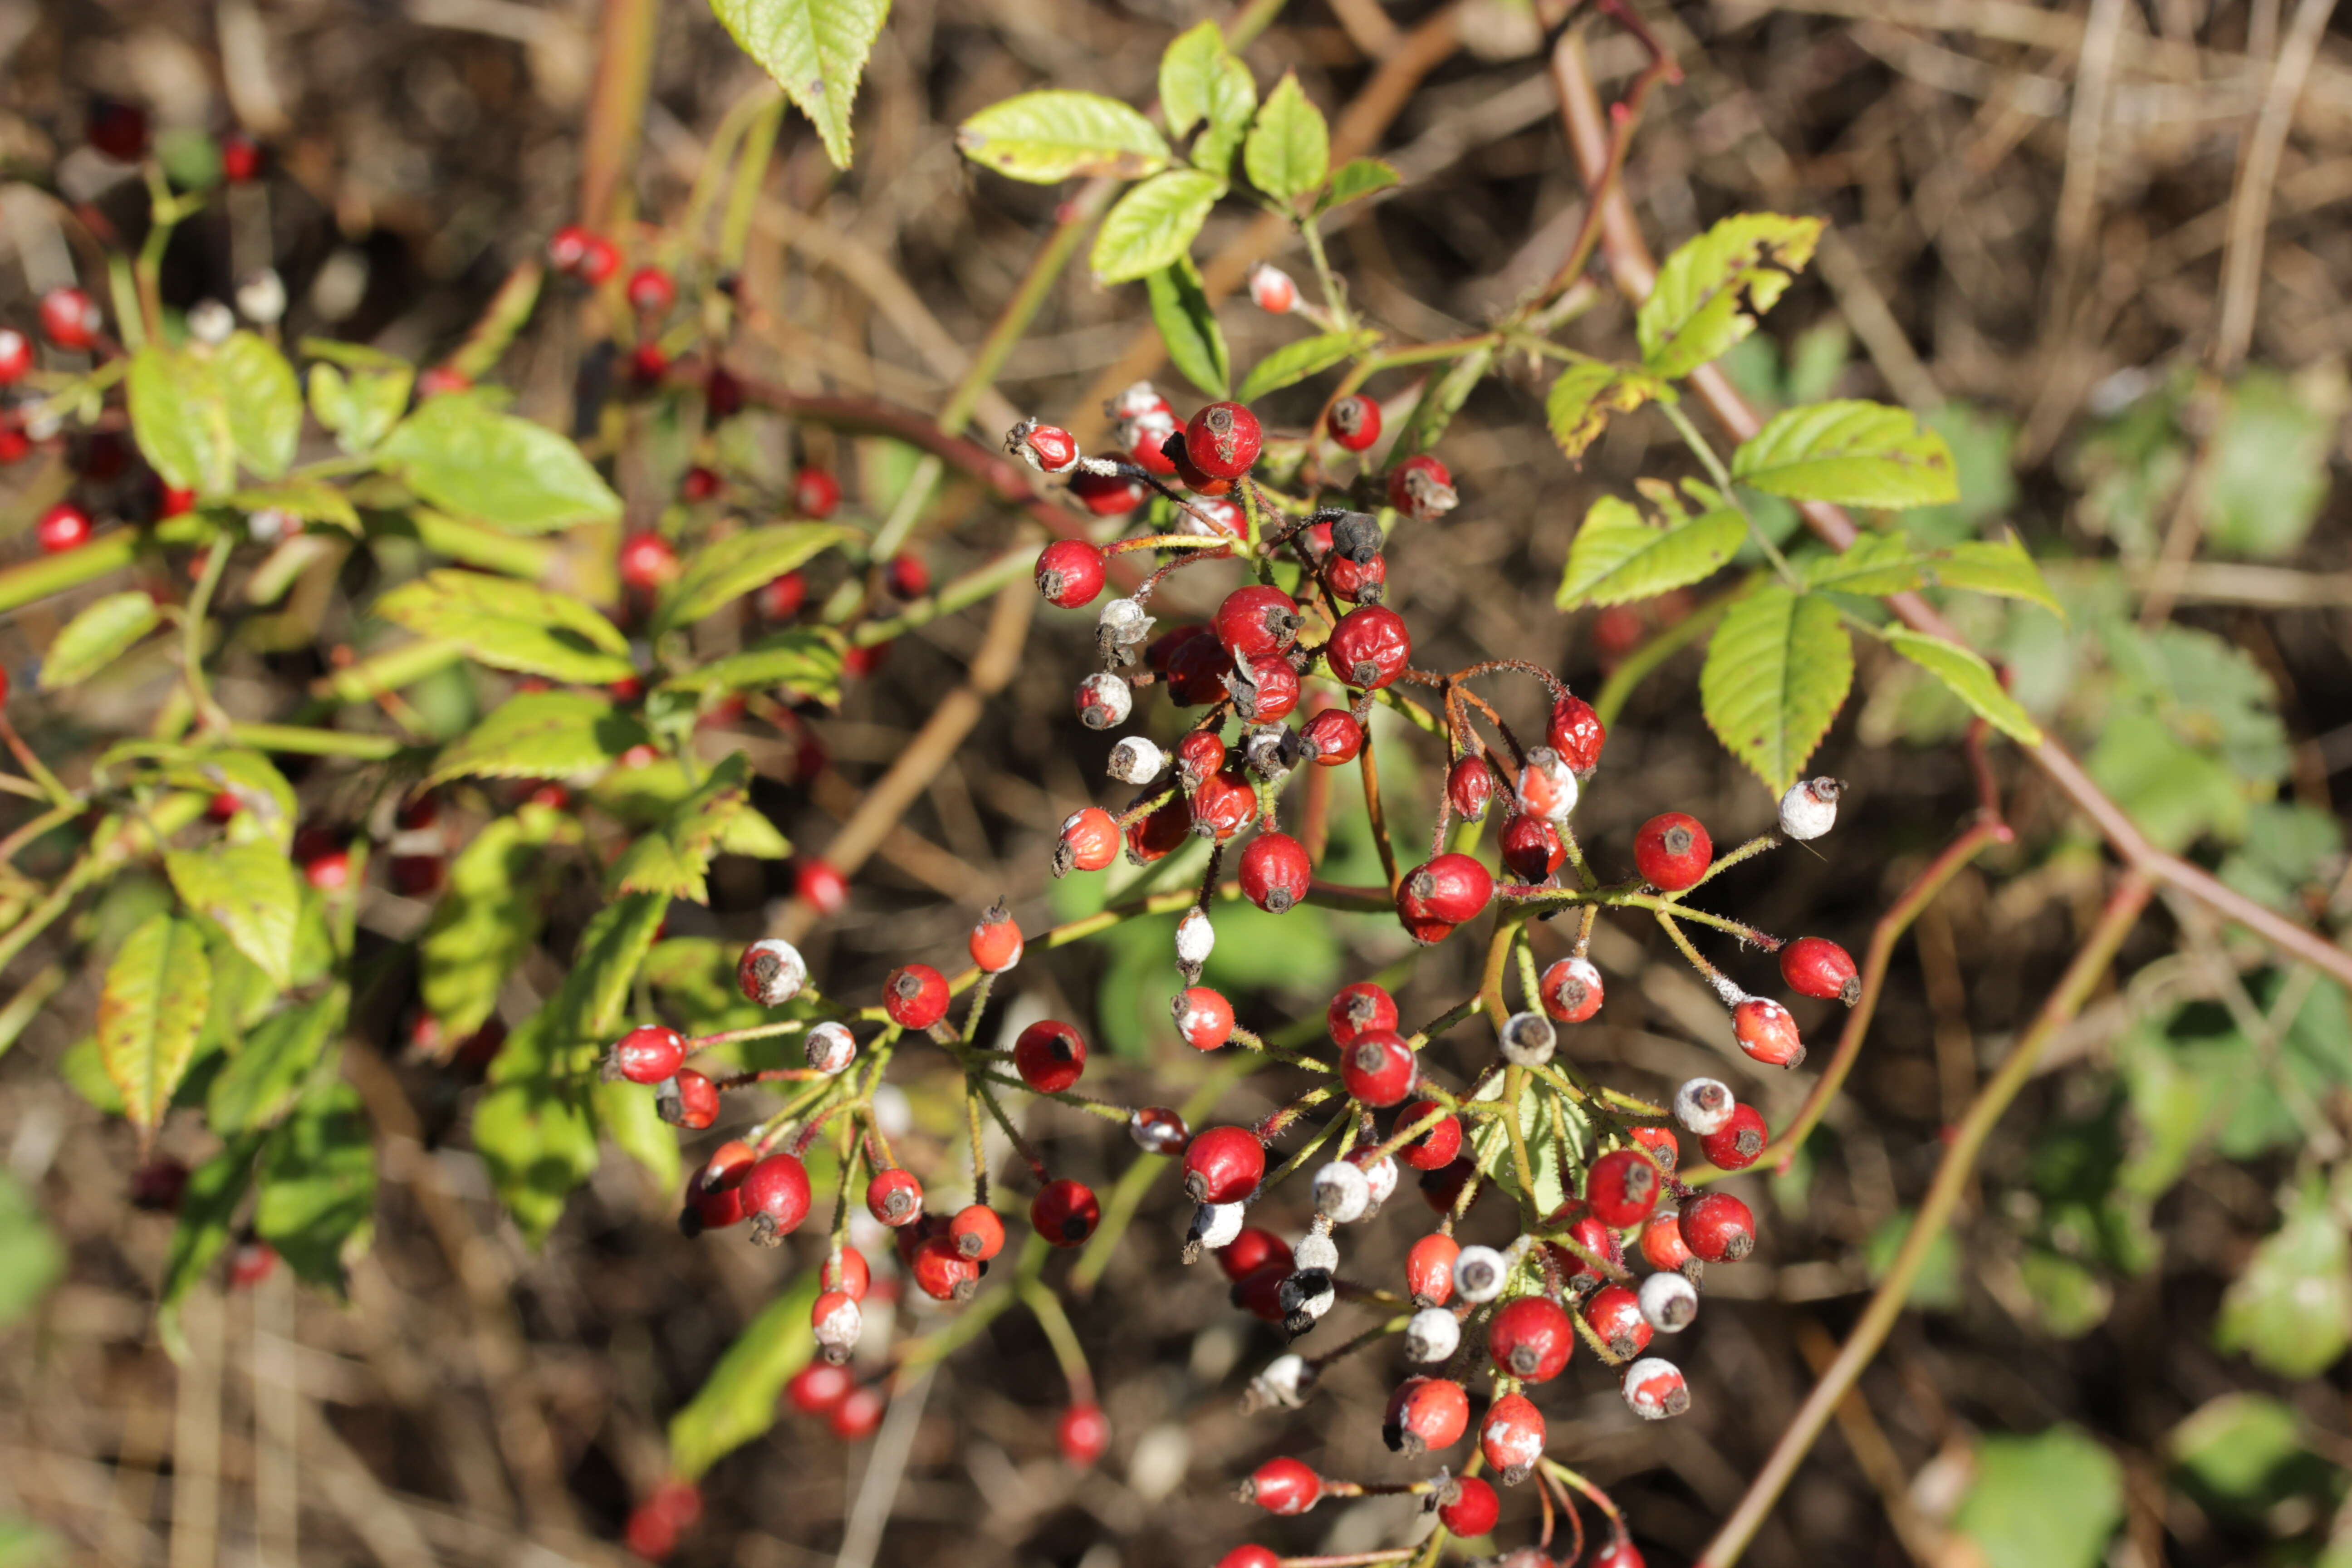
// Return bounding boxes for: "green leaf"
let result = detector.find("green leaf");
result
[1090,169,1223,285]
[39,592,161,690]
[1933,532,2064,619]
[255,1078,376,1289]
[420,805,571,1039]
[659,629,846,704]
[156,1136,263,1358]
[1145,257,1231,400]
[226,477,361,534]
[2169,1394,2312,1514]
[0,1172,62,1330]
[1191,53,1259,180]
[1700,585,1852,793]
[668,1272,824,1479]
[165,842,301,988]
[97,915,213,1147]
[213,332,299,480]
[653,524,855,635]
[1950,1426,2123,1568]
[593,1073,682,1192]
[1389,344,1493,461]
[1317,157,1400,213]
[2206,365,2342,559]
[127,344,233,496]
[1883,628,2042,746]
[208,990,346,1136]
[1244,73,1329,202]
[378,391,622,533]
[1801,531,1926,596]
[1863,1208,1964,1309]
[611,753,762,903]
[426,691,652,787]
[557,892,671,1044]
[1544,362,1659,462]
[307,361,414,455]
[1159,23,1228,140]
[955,89,1169,182]
[473,1010,598,1244]
[711,0,889,170]
[2218,1174,2352,1378]
[1730,399,1960,510]
[1236,329,1376,404]
[1556,495,1744,609]
[1465,1073,1581,1218]
[379,568,636,684]
[1637,212,1823,379]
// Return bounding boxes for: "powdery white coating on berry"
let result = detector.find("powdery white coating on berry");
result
[1312,1161,1371,1223]
[1779,776,1843,841]
[187,299,235,345]
[1253,1353,1315,1408]
[1107,736,1166,784]
[1248,261,1298,314]
[1500,1009,1557,1068]
[236,267,287,324]
[1638,1270,1700,1333]
[1359,1154,1399,1208]
[1673,1077,1735,1136]
[1453,1245,1509,1303]
[1292,1230,1339,1274]
[1190,1201,1245,1253]
[1099,596,1151,642]
[1076,671,1132,730]
[813,1294,862,1352]
[805,1021,857,1074]
[1106,380,1168,424]
[1622,1357,1690,1420]
[1405,1306,1461,1362]
[1515,748,1580,823]
[1176,907,1215,965]
[737,937,808,1006]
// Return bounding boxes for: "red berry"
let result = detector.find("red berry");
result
[36,503,92,554]
[1732,996,1805,1068]
[548,225,591,272]
[1340,1029,1416,1108]
[1181,1126,1265,1205]
[1479,1392,1546,1481]
[0,425,28,464]
[1327,982,1399,1047]
[1228,650,1299,723]
[1185,402,1264,480]
[577,235,621,285]
[1641,1210,1695,1272]
[390,854,444,896]
[626,267,676,315]
[1238,832,1311,913]
[1328,395,1382,452]
[785,1361,855,1415]
[1681,1191,1756,1262]
[865,1167,924,1227]
[1013,1019,1087,1094]
[1174,727,1228,786]
[1419,1158,1475,1215]
[1397,1101,1463,1171]
[0,329,29,384]
[1125,794,1191,864]
[950,1203,1005,1261]
[969,905,1023,973]
[1248,263,1298,314]
[1406,1232,1459,1304]
[1189,766,1258,844]
[1584,1283,1653,1359]
[1213,585,1302,658]
[607,1024,687,1084]
[1069,468,1148,514]
[619,532,678,590]
[1174,986,1236,1051]
[882,964,950,1030]
[789,466,839,518]
[1384,1375,1470,1455]
[1633,812,1713,892]
[1630,1124,1679,1175]
[1539,957,1603,1024]
[1034,541,1110,612]
[1781,936,1861,1004]
[657,1068,719,1130]
[1241,1456,1320,1515]
[1218,1227,1292,1282]
[883,552,930,599]
[228,1239,277,1287]
[795,857,849,914]
[829,1384,885,1440]
[1438,1476,1499,1537]
[685,1140,756,1232]
[1497,813,1563,883]
[1700,1102,1770,1171]
[1130,1105,1190,1153]
[1595,1537,1647,1568]
[1325,604,1412,690]
[1055,807,1120,876]
[1446,755,1494,822]
[38,288,100,352]
[624,1498,678,1560]
[1057,1402,1110,1467]
[911,1234,978,1300]
[1218,1550,1281,1568]
[742,1153,811,1243]
[1488,1295,1574,1382]
[823,1247,872,1299]
[1158,626,1231,706]
[302,849,352,892]
[1547,1210,1625,1284]
[1584,1148,1662,1228]
[1030,1179,1101,1247]
[1548,694,1607,779]
[1387,454,1458,521]
[416,366,471,398]
[679,465,720,502]
[220,132,264,183]
[751,571,806,621]
[1396,853,1492,944]
[1325,550,1386,603]
[86,99,150,161]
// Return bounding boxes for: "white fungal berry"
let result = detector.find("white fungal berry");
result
[1516,746,1579,823]
[1622,1357,1690,1420]
[1076,671,1132,730]
[736,937,808,1006]
[805,1021,857,1074]
[1499,1009,1557,1068]
[1405,1306,1460,1362]
[1292,1230,1339,1274]
[1313,1161,1371,1223]
[812,1292,862,1361]
[1357,1154,1399,1209]
[1453,1245,1509,1303]
[1278,1268,1335,1324]
[1638,1270,1699,1333]
[1672,1077,1735,1137]
[1176,906,1215,965]
[1252,1352,1315,1408]
[187,299,234,345]
[1779,777,1843,841]
[235,267,287,324]
[1189,1201,1245,1255]
[1108,735,1166,784]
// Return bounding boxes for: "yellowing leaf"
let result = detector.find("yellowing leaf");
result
[98,915,214,1149]
[1545,362,1659,461]
[40,593,162,689]
[378,568,635,684]
[1934,531,2064,619]
[1638,213,1822,379]
[165,842,301,988]
[956,89,1170,182]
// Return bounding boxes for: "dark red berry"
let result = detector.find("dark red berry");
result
[1181,1126,1265,1205]
[1185,402,1263,479]
[85,99,150,161]
[1125,793,1191,864]
[1013,1019,1087,1094]
[1325,604,1411,690]
[1227,650,1299,723]
[1239,831,1312,913]
[1397,1101,1463,1171]
[1328,395,1381,452]
[1681,1191,1756,1262]
[1584,1148,1662,1228]
[742,1153,811,1243]
[1446,755,1494,822]
[220,132,264,183]
[1548,694,1607,779]
[1781,936,1861,1005]
[1031,1179,1101,1247]
[1633,812,1713,892]
[1499,813,1564,881]
[1218,1227,1292,1283]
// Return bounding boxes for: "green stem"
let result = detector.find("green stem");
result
[227,723,405,760]
[0,529,142,616]
[1660,399,1800,589]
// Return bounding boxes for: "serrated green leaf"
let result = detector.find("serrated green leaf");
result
[593,1073,682,1192]
[378,568,636,683]
[1934,531,2063,619]
[255,1078,375,1290]
[1731,399,1960,510]
[1159,22,1227,140]
[2219,1178,2352,1378]
[40,593,161,690]
[1245,73,1329,202]
[1466,1074,1581,1217]
[721,808,792,859]
[955,89,1169,182]
[654,524,854,635]
[1389,344,1492,461]
[165,842,300,989]
[1236,329,1376,404]
[1951,1426,2123,1568]
[474,1009,598,1244]
[307,362,413,455]
[420,805,570,1039]
[378,391,622,533]
[98,915,214,1147]
[0,1171,63,1332]
[659,630,846,705]
[1091,169,1223,285]
[611,753,760,903]
[1317,157,1400,213]
[1637,212,1823,380]
[1544,362,1659,461]
[208,990,345,1136]
[1191,53,1258,180]
[128,344,233,496]
[426,691,652,786]
[157,1136,263,1358]
[1883,628,2042,745]
[227,477,361,534]
[1700,585,1852,793]
[1802,531,1926,596]
[1145,257,1231,400]
[712,0,888,169]
[668,1272,824,1478]
[559,892,671,1045]
[213,332,299,479]
[1556,495,1744,609]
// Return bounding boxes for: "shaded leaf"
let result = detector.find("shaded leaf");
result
[1145,257,1231,400]
[420,805,571,1039]
[1883,628,2042,745]
[97,916,213,1147]
[1731,399,1960,510]
[255,1079,376,1289]
[1236,329,1377,404]
[165,841,301,988]
[226,477,361,534]
[1637,213,1823,380]
[610,753,760,903]
[594,1073,682,1192]
[1090,169,1223,285]
[0,1172,62,1331]
[659,629,845,704]
[1545,362,1659,462]
[473,1009,598,1244]
[128,344,233,495]
[1556,494,1744,609]
[213,332,299,479]
[208,989,346,1136]
[654,524,854,634]
[1190,52,1258,180]
[1802,531,1926,597]
[711,0,889,169]
[40,593,161,690]
[1317,157,1400,213]
[379,568,635,683]
[428,691,650,786]
[1950,1426,2123,1568]
[1700,585,1852,793]
[378,391,622,533]
[1244,73,1328,202]
[157,1136,263,1358]
[956,89,1169,182]
[2217,1174,2352,1378]
[668,1273,824,1478]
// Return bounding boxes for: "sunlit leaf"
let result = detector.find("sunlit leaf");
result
[711,0,890,170]
[1090,169,1223,284]
[956,89,1169,182]
[1700,585,1852,793]
[97,915,213,1148]
[1637,213,1823,380]
[1730,400,1960,510]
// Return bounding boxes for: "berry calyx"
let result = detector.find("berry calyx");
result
[1325,604,1412,690]
[1539,956,1604,1023]
[742,1153,811,1244]
[1239,831,1312,913]
[1397,1101,1463,1171]
[1240,1456,1321,1514]
[1479,1392,1547,1483]
[1781,935,1861,1004]
[1387,454,1458,521]
[1034,539,1107,608]
[1731,996,1805,1068]
[882,963,950,1029]
[1030,1179,1101,1247]
[1700,1102,1769,1171]
[1186,402,1264,479]
[36,503,92,554]
[950,1203,1005,1261]
[1488,1295,1574,1382]
[1633,812,1713,891]
[864,1167,924,1227]
[1013,1019,1088,1094]
[605,1024,687,1084]
[1328,394,1382,452]
[969,902,1024,972]
[1383,1375,1470,1455]
[1181,1126,1266,1204]
[1584,1148,1662,1228]
[1174,986,1237,1050]
[1681,1191,1756,1262]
